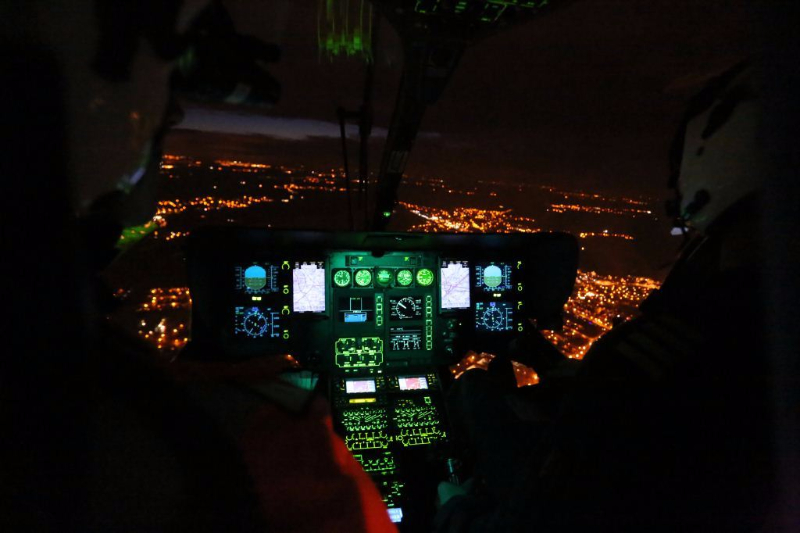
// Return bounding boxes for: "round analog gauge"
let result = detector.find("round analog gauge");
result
[354,269,373,287]
[376,268,393,286]
[394,296,418,319]
[396,269,414,287]
[479,307,506,331]
[333,269,351,287]
[243,310,269,337]
[416,268,434,287]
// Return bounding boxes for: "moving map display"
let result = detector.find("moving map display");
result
[293,261,326,312]
[440,261,470,309]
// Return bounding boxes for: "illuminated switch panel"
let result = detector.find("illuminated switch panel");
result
[392,399,441,428]
[352,451,396,475]
[335,337,384,368]
[395,427,447,448]
[340,407,389,432]
[345,430,391,451]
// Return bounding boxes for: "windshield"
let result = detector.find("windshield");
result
[103,0,752,359]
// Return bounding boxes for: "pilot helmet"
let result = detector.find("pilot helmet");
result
[30,0,212,224]
[669,63,764,234]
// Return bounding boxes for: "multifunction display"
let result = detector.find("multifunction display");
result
[235,263,280,294]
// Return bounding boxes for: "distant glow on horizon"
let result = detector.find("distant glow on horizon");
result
[175,109,441,142]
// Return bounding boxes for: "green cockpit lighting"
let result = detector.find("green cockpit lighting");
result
[416,268,434,287]
[318,0,373,62]
[334,269,352,287]
[376,269,393,286]
[396,269,413,287]
[355,269,373,287]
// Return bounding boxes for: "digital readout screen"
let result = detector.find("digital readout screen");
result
[338,296,374,323]
[345,379,376,394]
[398,376,428,391]
[389,328,422,351]
[388,508,403,523]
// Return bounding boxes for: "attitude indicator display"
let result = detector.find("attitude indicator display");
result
[475,263,513,292]
[235,263,279,294]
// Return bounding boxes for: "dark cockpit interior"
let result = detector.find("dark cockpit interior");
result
[185,228,577,528]
[3,1,799,532]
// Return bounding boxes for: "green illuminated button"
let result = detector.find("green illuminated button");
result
[376,269,393,286]
[416,268,434,287]
[396,269,413,287]
[333,269,351,287]
[354,269,373,287]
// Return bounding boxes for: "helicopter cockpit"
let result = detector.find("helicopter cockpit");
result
[185,228,577,529]
[6,0,796,531]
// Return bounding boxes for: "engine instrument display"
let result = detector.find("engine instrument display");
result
[389,328,423,351]
[389,297,424,320]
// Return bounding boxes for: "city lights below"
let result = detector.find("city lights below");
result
[549,203,653,217]
[544,271,660,359]
[400,202,540,233]
[112,154,662,359]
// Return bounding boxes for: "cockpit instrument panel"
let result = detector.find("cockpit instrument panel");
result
[187,230,578,366]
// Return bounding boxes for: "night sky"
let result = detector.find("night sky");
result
[166,0,755,199]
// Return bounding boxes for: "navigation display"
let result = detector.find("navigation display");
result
[233,306,282,338]
[345,379,376,394]
[293,261,326,312]
[440,261,470,309]
[475,262,513,292]
[235,263,279,294]
[389,328,423,351]
[398,376,428,391]
[475,301,514,332]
